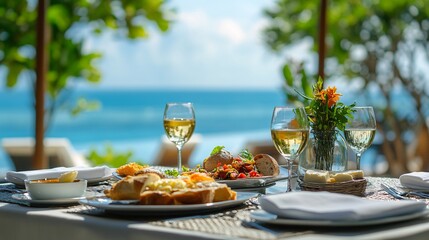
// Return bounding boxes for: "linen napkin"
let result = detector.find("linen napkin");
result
[5,166,112,185]
[259,191,426,221]
[399,172,429,190]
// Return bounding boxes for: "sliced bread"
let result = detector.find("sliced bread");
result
[254,154,280,177]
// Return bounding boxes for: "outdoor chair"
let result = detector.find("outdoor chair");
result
[1,137,90,171]
[243,139,284,165]
[153,134,202,167]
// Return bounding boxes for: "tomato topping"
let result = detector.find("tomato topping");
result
[249,170,258,177]
[237,173,246,179]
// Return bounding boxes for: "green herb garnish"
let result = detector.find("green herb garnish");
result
[239,149,253,161]
[163,166,190,177]
[210,146,225,156]
[164,169,179,177]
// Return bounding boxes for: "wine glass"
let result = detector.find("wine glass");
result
[271,106,309,192]
[163,103,195,173]
[344,106,376,170]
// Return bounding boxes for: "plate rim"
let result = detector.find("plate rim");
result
[79,191,258,213]
[216,175,287,188]
[12,193,85,204]
[250,209,429,227]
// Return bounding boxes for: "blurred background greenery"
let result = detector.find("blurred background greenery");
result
[1,1,428,176]
[263,0,429,176]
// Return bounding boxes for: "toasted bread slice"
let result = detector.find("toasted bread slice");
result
[105,173,161,200]
[195,182,237,202]
[254,154,280,177]
[172,188,214,205]
[139,191,174,205]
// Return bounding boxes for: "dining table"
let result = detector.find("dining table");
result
[0,175,429,240]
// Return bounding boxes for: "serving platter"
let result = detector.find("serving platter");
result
[216,175,288,189]
[79,192,258,216]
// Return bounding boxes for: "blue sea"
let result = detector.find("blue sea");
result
[0,89,287,169]
[0,88,405,172]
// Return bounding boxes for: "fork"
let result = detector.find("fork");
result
[381,183,408,200]
[381,183,429,199]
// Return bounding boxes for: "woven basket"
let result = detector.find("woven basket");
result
[298,178,367,197]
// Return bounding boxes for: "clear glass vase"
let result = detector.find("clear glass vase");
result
[298,130,347,176]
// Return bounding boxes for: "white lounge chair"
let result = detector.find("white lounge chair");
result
[243,139,285,165]
[1,137,90,171]
[153,134,202,167]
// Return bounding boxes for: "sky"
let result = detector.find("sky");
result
[82,0,305,90]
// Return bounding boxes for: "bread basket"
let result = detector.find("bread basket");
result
[298,178,367,197]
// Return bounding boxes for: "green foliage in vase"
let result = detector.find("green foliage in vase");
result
[296,77,355,131]
[86,144,145,168]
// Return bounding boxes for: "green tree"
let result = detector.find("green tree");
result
[0,0,171,130]
[264,0,429,176]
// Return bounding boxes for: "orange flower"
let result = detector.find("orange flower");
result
[315,86,342,108]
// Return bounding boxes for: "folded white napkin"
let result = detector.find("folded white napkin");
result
[399,172,429,190]
[259,191,426,221]
[6,166,112,185]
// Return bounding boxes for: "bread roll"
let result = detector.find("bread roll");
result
[203,149,234,172]
[303,170,329,183]
[254,154,280,177]
[105,173,161,200]
[331,172,353,182]
[344,170,364,179]
[134,168,166,178]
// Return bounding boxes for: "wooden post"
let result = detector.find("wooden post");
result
[33,0,49,169]
[318,0,327,82]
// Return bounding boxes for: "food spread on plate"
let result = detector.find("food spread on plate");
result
[116,162,166,178]
[104,172,236,205]
[201,146,280,180]
[303,169,365,184]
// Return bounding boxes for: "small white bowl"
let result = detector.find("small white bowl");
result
[25,179,87,200]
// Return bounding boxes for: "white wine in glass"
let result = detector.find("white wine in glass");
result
[271,107,309,192]
[163,103,195,173]
[344,107,376,170]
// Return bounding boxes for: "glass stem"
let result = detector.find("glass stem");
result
[286,159,292,192]
[356,152,362,170]
[177,144,183,173]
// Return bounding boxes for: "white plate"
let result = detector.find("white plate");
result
[12,193,86,206]
[5,175,112,187]
[250,209,429,227]
[217,176,288,189]
[79,192,258,216]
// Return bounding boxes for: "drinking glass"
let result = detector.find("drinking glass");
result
[344,106,376,170]
[163,103,195,173]
[271,107,309,192]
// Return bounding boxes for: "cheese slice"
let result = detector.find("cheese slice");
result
[303,170,329,183]
[344,170,364,179]
[331,172,353,182]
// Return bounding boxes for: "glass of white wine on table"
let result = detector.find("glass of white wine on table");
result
[344,106,376,170]
[163,103,195,174]
[271,106,309,192]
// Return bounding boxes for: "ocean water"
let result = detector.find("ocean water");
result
[0,88,404,172]
[0,89,286,169]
